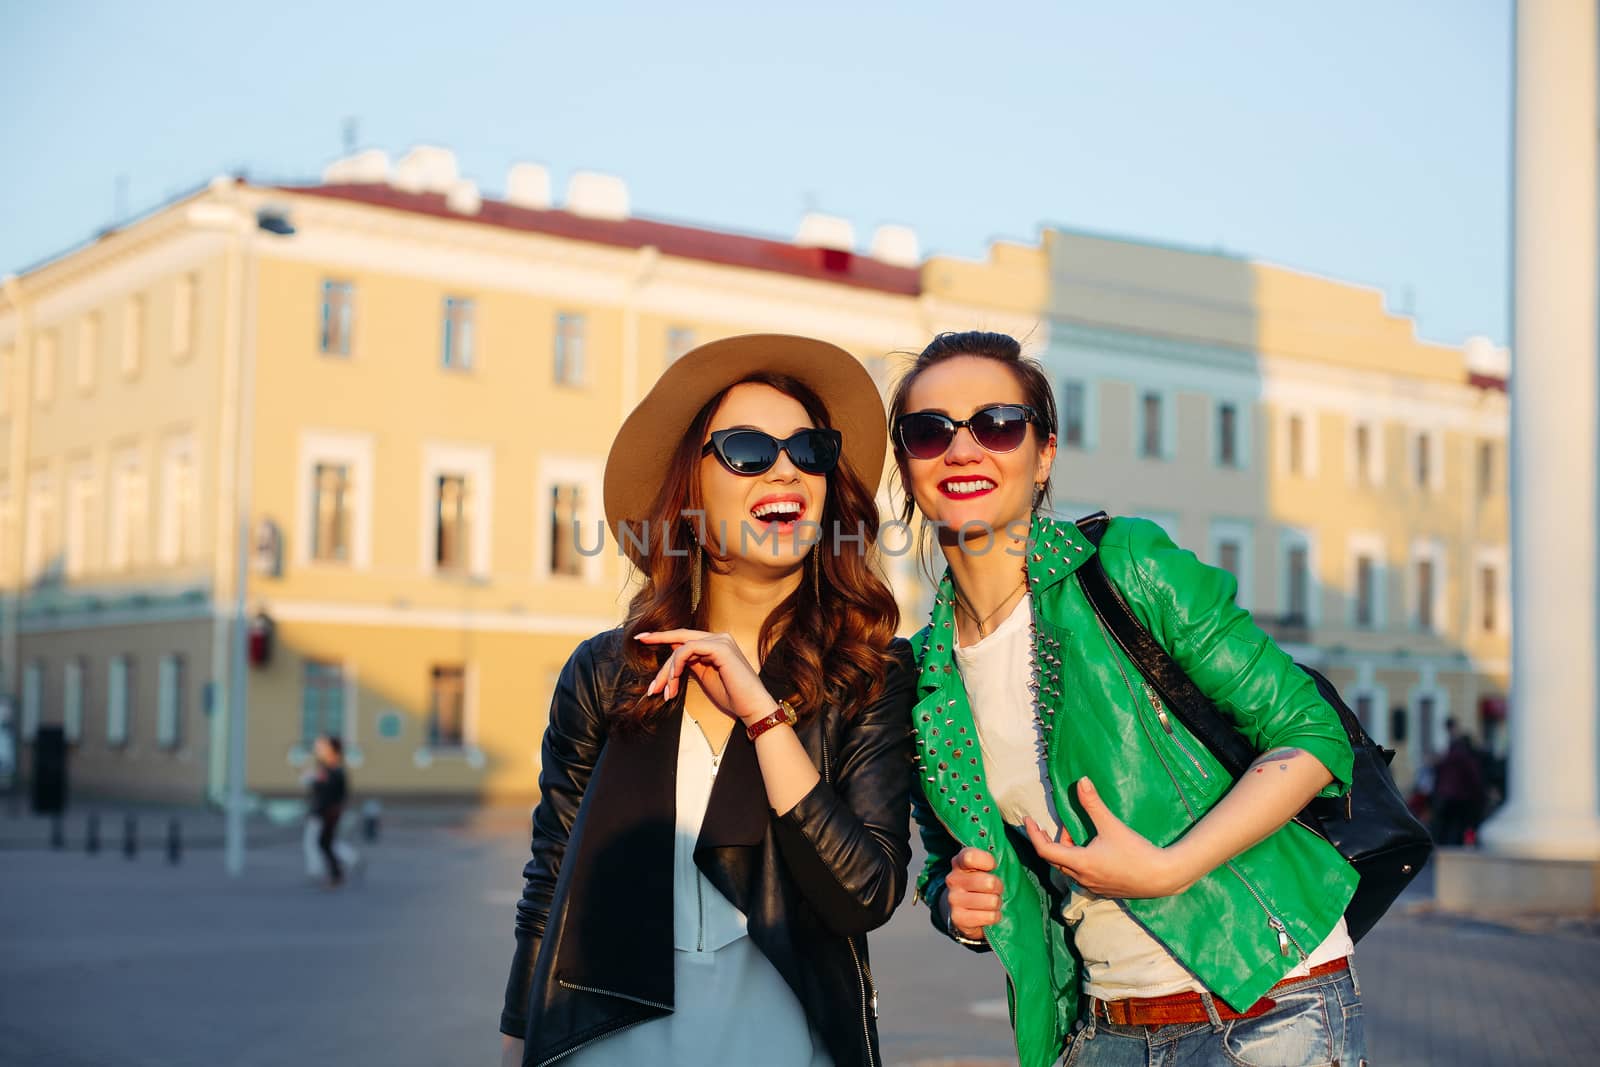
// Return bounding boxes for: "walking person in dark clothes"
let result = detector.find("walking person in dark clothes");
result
[308,735,349,887]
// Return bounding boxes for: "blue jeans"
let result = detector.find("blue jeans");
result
[1057,967,1365,1067]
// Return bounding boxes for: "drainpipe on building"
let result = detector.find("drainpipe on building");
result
[1,273,33,800]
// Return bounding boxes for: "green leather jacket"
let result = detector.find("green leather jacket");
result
[910,514,1357,1067]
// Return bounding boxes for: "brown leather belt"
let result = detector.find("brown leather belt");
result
[1088,957,1350,1028]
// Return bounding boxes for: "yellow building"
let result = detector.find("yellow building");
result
[0,148,932,803]
[0,148,1508,805]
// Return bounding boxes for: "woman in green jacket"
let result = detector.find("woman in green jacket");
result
[890,331,1363,1067]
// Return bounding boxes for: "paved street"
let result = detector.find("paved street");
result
[1,814,1596,1066]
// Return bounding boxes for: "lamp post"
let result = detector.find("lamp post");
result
[221,196,294,877]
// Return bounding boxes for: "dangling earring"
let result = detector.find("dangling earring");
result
[810,544,822,603]
[1032,482,1046,512]
[689,540,703,613]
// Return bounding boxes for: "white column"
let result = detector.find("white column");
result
[1479,0,1600,858]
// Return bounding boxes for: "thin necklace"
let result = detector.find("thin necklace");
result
[686,709,731,778]
[952,575,1027,640]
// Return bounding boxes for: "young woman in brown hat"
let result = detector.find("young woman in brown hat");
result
[498,334,915,1067]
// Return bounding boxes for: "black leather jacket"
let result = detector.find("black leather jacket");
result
[499,629,916,1067]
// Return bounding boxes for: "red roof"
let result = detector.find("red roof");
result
[278,183,922,296]
[1468,371,1508,392]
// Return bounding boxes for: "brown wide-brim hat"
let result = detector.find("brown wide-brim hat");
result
[603,333,887,539]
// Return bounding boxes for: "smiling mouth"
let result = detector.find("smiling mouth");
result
[939,478,996,500]
[750,500,805,525]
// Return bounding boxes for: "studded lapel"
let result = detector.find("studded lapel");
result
[910,513,1099,847]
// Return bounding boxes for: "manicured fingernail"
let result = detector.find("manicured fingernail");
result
[1080,777,1094,793]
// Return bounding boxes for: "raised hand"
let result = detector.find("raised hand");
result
[635,629,776,726]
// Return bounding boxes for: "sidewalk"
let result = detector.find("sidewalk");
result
[2,817,1594,1066]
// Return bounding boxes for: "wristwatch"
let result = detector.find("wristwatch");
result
[745,699,798,741]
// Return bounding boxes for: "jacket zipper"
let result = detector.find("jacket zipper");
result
[1143,684,1209,779]
[822,719,879,1067]
[1095,616,1307,962]
[538,985,671,1067]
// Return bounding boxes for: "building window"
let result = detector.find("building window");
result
[107,656,131,747]
[301,660,346,745]
[428,665,466,748]
[156,654,184,750]
[666,326,696,363]
[1216,402,1240,468]
[1354,693,1375,734]
[311,462,352,563]
[159,438,197,567]
[1352,422,1375,486]
[555,312,586,386]
[34,330,57,407]
[550,484,584,577]
[1061,380,1088,449]
[1285,543,1310,624]
[1480,563,1498,633]
[1287,414,1306,476]
[1416,557,1436,631]
[1414,431,1435,491]
[172,274,196,360]
[21,661,42,742]
[78,313,101,392]
[24,474,57,584]
[66,467,94,579]
[442,296,475,370]
[1217,538,1242,582]
[122,295,145,377]
[320,280,355,357]
[1139,391,1164,459]
[299,432,375,572]
[109,453,147,572]
[435,474,471,573]
[1354,554,1376,629]
[1476,440,1495,499]
[64,658,85,744]
[1416,695,1438,759]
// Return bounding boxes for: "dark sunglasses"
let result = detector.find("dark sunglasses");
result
[701,427,843,476]
[894,404,1041,460]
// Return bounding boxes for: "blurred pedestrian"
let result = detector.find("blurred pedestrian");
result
[498,335,914,1067]
[307,735,349,887]
[1431,718,1485,847]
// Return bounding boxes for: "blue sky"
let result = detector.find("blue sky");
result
[3,1,1510,346]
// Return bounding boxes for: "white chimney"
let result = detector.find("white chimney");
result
[565,171,630,220]
[869,224,919,266]
[446,179,482,215]
[321,149,390,185]
[505,163,552,210]
[392,146,459,195]
[1463,334,1510,378]
[794,213,855,252]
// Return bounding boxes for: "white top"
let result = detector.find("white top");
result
[564,710,831,1067]
[674,710,749,952]
[954,594,1353,1000]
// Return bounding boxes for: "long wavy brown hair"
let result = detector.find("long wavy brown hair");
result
[613,373,900,729]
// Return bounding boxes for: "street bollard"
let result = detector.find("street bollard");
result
[86,812,100,854]
[50,815,65,850]
[166,818,182,866]
[123,815,137,859]
[362,798,382,843]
